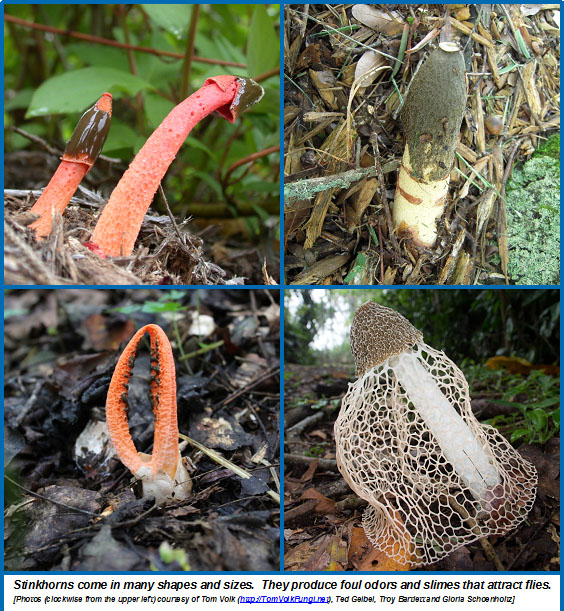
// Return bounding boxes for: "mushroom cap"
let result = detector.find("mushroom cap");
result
[350,302,423,376]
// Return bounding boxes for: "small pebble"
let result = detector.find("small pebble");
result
[485,115,503,135]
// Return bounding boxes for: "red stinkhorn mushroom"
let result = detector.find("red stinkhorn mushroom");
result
[29,93,112,240]
[106,324,191,504]
[90,75,264,257]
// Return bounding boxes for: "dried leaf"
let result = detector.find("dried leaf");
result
[300,488,336,514]
[452,252,473,284]
[83,314,135,351]
[345,177,379,230]
[285,534,345,571]
[309,70,338,110]
[520,5,542,17]
[290,254,350,285]
[476,189,497,238]
[349,526,410,571]
[352,5,404,36]
[354,51,386,89]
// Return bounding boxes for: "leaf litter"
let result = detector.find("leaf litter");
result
[284,4,560,285]
[5,288,280,571]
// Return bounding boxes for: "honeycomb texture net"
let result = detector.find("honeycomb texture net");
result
[335,341,537,567]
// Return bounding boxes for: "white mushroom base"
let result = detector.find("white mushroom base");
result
[335,342,537,567]
[135,453,192,505]
[392,148,449,247]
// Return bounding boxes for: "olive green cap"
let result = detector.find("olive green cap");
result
[401,44,466,182]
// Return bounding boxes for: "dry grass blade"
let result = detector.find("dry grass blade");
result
[179,433,280,504]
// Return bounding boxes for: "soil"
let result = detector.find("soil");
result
[5,288,280,571]
[284,363,560,571]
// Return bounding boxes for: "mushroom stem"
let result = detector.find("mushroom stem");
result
[393,43,466,247]
[89,75,264,257]
[29,93,112,240]
[390,348,500,499]
[105,324,191,504]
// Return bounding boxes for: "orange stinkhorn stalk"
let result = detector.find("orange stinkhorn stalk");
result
[89,75,264,257]
[106,324,192,504]
[29,93,112,240]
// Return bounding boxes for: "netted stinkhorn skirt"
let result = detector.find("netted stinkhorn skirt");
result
[334,342,537,567]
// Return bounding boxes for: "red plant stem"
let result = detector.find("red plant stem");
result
[91,77,241,257]
[4,14,247,68]
[253,67,280,82]
[29,92,112,240]
[223,145,279,186]
[179,5,201,99]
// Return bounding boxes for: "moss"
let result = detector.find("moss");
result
[532,133,559,161]
[505,155,560,285]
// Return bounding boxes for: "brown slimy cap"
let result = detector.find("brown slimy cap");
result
[63,93,112,166]
[350,302,423,376]
[206,75,264,123]
[232,76,264,115]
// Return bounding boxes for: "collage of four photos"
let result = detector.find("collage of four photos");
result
[3,1,561,586]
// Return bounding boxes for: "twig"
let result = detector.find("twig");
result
[284,161,398,203]
[4,474,99,517]
[179,5,201,99]
[212,366,280,412]
[4,14,246,67]
[179,339,224,360]
[10,126,121,164]
[223,145,279,188]
[371,132,399,252]
[179,433,280,504]
[284,453,338,471]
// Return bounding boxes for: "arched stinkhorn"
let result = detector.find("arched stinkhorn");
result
[106,324,192,505]
[393,43,466,247]
[29,93,112,240]
[89,75,264,257]
[335,302,537,567]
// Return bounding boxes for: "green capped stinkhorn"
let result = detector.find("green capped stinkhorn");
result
[393,43,466,247]
[29,93,112,240]
[88,75,264,258]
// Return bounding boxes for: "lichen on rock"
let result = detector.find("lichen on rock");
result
[506,153,560,285]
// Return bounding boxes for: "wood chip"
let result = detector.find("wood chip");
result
[290,254,350,285]
[520,60,544,121]
[450,17,495,49]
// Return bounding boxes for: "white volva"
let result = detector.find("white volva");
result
[390,349,500,499]
[135,458,192,505]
